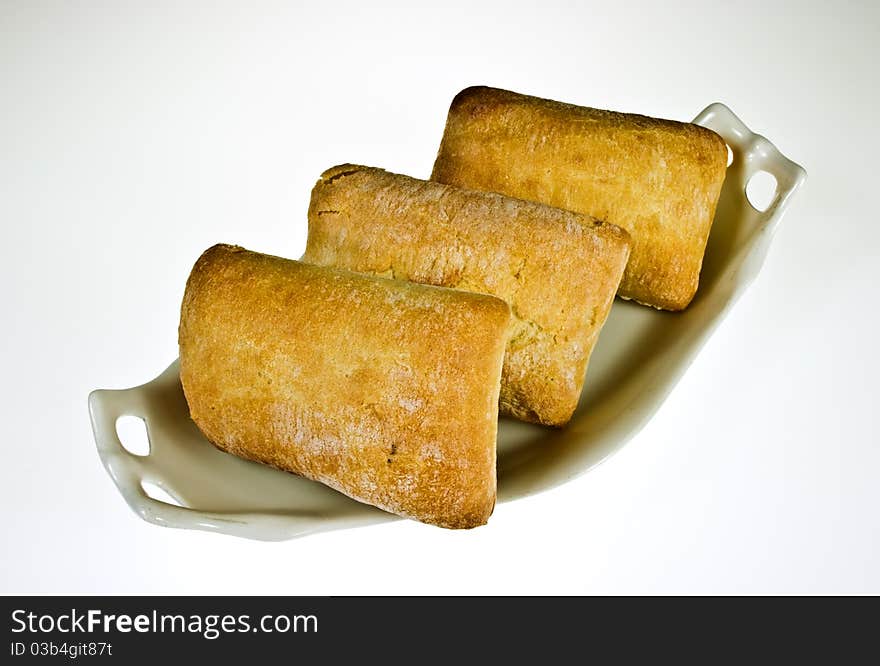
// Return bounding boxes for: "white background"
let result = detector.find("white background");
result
[2,0,878,594]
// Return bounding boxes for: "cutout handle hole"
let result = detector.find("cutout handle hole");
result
[116,415,150,456]
[746,170,778,212]
[141,480,183,507]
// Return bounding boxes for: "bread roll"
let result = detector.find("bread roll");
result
[179,244,511,529]
[304,165,630,427]
[431,86,728,310]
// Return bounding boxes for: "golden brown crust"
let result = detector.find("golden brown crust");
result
[304,165,630,426]
[432,86,729,310]
[178,244,511,529]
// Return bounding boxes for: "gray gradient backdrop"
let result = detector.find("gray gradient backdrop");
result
[1,0,878,593]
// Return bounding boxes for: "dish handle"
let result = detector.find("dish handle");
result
[88,366,198,529]
[694,102,806,227]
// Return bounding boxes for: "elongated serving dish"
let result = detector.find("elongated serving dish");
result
[89,102,806,541]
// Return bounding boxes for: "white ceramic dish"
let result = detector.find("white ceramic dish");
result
[89,102,806,541]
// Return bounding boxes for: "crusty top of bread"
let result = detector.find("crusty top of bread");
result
[179,244,511,528]
[432,86,728,310]
[447,85,721,137]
